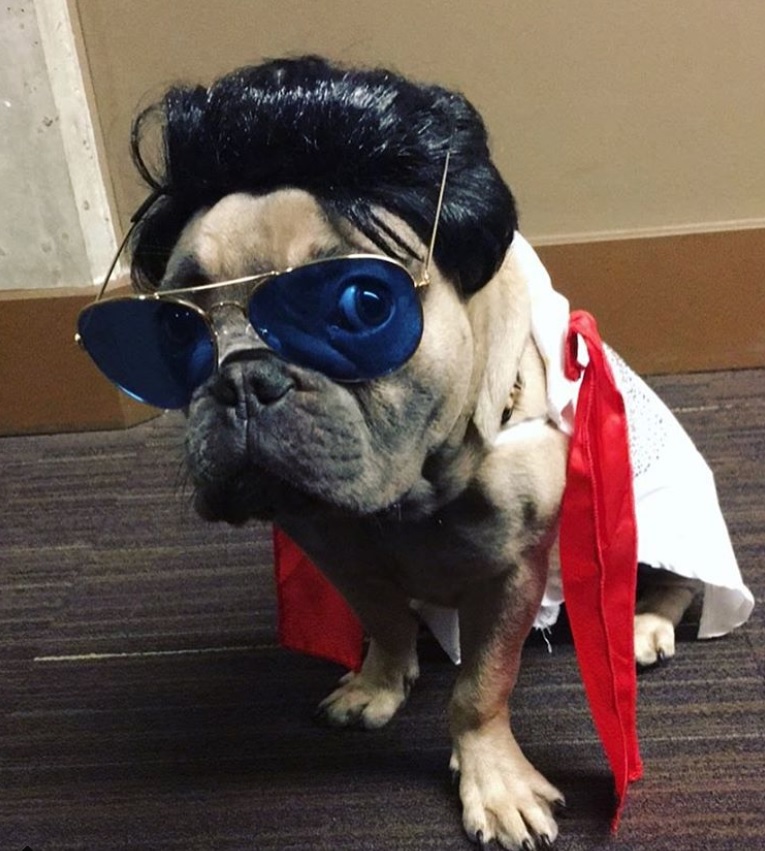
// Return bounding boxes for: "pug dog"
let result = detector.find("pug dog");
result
[77,56,753,850]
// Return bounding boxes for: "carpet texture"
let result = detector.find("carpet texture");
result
[1,369,763,850]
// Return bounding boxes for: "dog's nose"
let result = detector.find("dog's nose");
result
[209,302,266,364]
[210,352,294,407]
[204,302,293,407]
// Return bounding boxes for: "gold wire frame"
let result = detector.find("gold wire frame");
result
[75,148,451,350]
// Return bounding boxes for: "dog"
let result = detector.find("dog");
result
[78,56,753,850]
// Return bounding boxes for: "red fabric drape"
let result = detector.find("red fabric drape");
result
[559,310,643,830]
[273,527,363,672]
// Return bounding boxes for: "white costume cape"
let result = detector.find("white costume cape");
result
[416,234,754,662]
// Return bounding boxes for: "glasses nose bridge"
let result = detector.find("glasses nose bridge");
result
[207,300,267,367]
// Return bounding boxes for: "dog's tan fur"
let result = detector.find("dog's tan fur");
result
[169,190,695,849]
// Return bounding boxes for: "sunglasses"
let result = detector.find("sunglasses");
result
[76,153,450,410]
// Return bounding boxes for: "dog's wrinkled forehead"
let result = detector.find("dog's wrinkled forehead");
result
[162,190,350,289]
[160,188,423,308]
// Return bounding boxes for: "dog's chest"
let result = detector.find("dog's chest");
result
[355,504,536,607]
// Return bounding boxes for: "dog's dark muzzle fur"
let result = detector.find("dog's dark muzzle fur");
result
[184,349,403,523]
[185,351,299,523]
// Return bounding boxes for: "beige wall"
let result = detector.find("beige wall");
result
[0,2,116,291]
[74,0,765,242]
[1,2,89,289]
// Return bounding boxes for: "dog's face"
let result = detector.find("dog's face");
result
[165,189,528,525]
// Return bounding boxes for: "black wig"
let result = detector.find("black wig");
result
[130,56,517,293]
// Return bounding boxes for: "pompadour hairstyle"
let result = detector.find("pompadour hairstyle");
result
[130,55,517,293]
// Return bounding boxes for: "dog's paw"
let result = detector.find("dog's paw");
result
[315,669,414,730]
[634,612,676,667]
[452,723,563,850]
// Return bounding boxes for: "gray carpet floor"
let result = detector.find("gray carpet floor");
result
[1,369,763,850]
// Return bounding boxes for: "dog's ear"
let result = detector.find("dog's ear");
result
[466,242,539,443]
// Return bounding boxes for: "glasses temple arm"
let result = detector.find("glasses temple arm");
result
[423,149,451,281]
[95,189,164,302]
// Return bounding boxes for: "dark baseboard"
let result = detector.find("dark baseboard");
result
[0,286,157,436]
[536,227,765,374]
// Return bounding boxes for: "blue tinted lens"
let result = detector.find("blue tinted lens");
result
[77,299,214,408]
[248,257,423,381]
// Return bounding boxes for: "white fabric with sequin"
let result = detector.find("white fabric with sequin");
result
[416,235,754,664]
[515,232,754,640]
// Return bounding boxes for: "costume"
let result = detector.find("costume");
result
[417,236,753,653]
[514,234,754,640]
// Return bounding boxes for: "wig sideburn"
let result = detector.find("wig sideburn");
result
[130,56,517,294]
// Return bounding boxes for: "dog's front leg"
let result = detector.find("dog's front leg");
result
[315,576,420,730]
[450,561,563,850]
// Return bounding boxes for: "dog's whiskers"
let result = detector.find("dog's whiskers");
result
[171,455,199,519]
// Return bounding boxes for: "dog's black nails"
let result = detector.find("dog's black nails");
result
[538,835,554,849]
[521,840,534,851]
[475,829,487,850]
[657,649,667,664]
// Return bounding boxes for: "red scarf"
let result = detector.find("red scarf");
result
[273,309,641,828]
[558,310,643,828]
